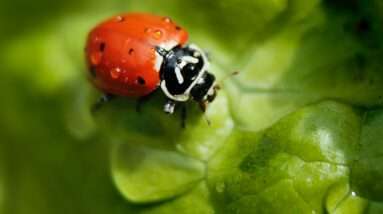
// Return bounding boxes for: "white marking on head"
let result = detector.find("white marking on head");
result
[154,51,164,72]
[160,43,211,102]
[174,56,199,84]
[161,40,178,50]
[174,66,184,84]
[193,51,201,57]
[181,56,199,64]
[154,40,179,73]
[161,81,189,102]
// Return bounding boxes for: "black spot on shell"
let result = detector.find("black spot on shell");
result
[137,76,146,85]
[175,26,182,31]
[99,42,106,52]
[162,17,172,23]
[129,48,134,55]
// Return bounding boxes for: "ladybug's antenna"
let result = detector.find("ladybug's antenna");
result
[214,71,239,92]
[218,71,239,85]
[155,46,169,57]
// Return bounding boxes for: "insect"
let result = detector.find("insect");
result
[85,13,218,122]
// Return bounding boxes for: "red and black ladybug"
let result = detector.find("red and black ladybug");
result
[85,13,217,115]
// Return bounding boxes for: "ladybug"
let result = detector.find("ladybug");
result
[85,13,218,115]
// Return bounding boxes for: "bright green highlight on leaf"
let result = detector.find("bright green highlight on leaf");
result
[111,144,205,203]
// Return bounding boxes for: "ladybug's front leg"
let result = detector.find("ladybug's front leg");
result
[136,93,156,113]
[163,99,176,114]
[198,101,211,126]
[164,100,187,128]
[180,104,187,128]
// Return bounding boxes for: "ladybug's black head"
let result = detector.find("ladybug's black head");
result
[156,44,217,109]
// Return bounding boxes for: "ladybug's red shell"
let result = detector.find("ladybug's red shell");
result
[86,13,189,97]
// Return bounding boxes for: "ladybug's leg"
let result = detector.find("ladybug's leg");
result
[163,99,176,114]
[180,104,187,128]
[198,101,208,113]
[198,101,211,126]
[136,93,155,113]
[91,93,115,113]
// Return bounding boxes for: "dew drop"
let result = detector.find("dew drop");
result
[90,53,102,65]
[151,52,156,59]
[150,47,156,58]
[116,16,125,22]
[110,67,122,79]
[162,17,171,23]
[153,30,162,40]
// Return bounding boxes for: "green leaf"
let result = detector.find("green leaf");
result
[111,143,205,203]
[208,102,352,213]
[351,109,383,201]
[139,182,214,214]
[95,88,233,160]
